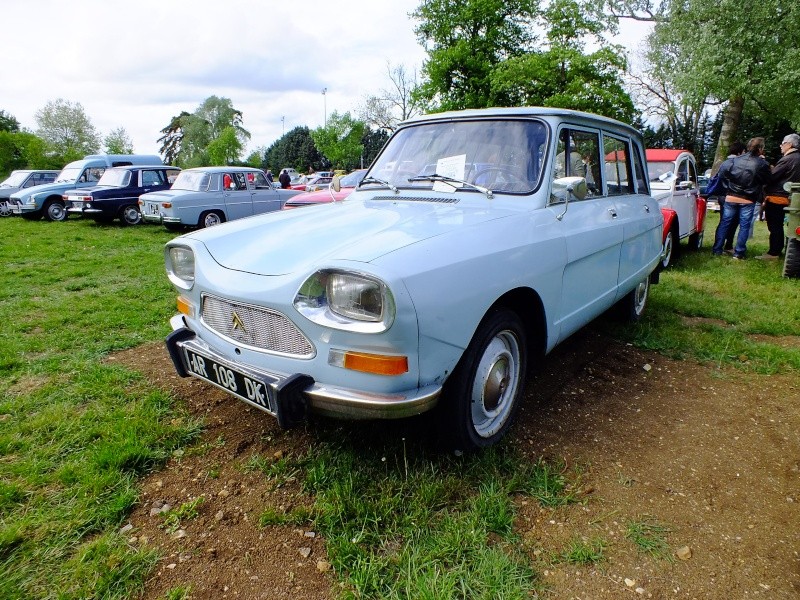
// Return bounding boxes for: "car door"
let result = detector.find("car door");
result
[222,172,254,220]
[670,154,698,239]
[552,127,623,339]
[604,135,662,295]
[250,171,283,214]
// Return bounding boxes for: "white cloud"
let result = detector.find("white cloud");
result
[3,0,427,157]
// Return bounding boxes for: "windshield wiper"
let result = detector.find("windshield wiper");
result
[407,173,494,199]
[359,176,398,194]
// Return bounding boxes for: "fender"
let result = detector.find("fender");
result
[694,193,707,234]
[660,207,677,242]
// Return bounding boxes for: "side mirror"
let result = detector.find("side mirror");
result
[551,176,587,221]
[331,175,342,193]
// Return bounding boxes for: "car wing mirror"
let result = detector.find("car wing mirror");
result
[329,175,342,202]
[551,176,587,221]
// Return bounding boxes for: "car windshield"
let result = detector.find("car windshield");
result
[340,170,367,187]
[366,119,548,194]
[171,171,211,191]
[55,168,82,183]
[96,168,131,187]
[647,161,675,182]
[1,172,29,187]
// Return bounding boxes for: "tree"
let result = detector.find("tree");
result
[594,0,800,172]
[34,98,101,162]
[104,127,134,154]
[310,112,365,171]
[0,110,20,133]
[157,97,250,167]
[263,126,325,174]
[359,63,426,132]
[490,0,635,121]
[206,126,243,165]
[413,0,539,110]
[361,127,390,168]
[245,146,268,169]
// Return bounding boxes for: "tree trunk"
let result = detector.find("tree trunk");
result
[711,96,744,174]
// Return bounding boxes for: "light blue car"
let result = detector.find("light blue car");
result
[140,166,301,230]
[163,107,663,450]
[9,154,163,221]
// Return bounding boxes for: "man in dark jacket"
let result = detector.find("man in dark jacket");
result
[278,169,291,189]
[712,137,771,259]
[758,133,800,260]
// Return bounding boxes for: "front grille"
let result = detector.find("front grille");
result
[201,295,314,358]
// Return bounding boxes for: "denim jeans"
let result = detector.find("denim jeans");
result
[713,201,755,257]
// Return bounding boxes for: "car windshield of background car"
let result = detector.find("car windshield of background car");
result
[340,170,367,187]
[171,171,211,192]
[55,168,82,183]
[1,172,30,187]
[647,161,676,182]
[367,119,547,194]
[97,168,131,187]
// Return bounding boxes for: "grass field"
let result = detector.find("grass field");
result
[0,213,797,598]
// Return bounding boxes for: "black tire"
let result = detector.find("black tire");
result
[783,238,800,279]
[199,210,225,228]
[688,228,704,251]
[120,205,142,226]
[661,227,678,269]
[615,276,650,322]
[44,199,67,222]
[438,308,528,451]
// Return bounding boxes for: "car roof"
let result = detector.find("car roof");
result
[184,166,263,173]
[106,165,178,171]
[646,149,693,162]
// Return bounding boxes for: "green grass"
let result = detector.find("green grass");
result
[0,213,797,598]
[0,218,201,599]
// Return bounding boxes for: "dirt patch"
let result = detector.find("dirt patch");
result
[110,328,799,599]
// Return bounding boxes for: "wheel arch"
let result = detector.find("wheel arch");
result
[485,287,547,364]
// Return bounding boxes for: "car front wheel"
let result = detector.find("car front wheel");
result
[439,308,527,451]
[661,227,677,269]
[44,200,67,222]
[0,201,12,217]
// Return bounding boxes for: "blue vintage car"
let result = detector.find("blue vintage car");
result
[163,108,663,450]
[9,154,163,221]
[140,166,301,230]
[0,170,60,217]
[64,165,180,225]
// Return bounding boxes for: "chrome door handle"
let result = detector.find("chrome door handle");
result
[608,208,618,218]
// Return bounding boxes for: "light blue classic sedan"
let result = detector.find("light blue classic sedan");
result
[163,108,663,450]
[140,166,301,229]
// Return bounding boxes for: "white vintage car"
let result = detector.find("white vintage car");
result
[163,108,663,450]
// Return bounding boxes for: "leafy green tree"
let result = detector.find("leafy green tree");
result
[263,126,325,174]
[206,126,243,165]
[34,98,100,162]
[0,110,20,133]
[157,97,250,167]
[359,63,426,132]
[311,112,365,171]
[245,146,268,169]
[413,0,539,110]
[104,127,134,154]
[361,127,390,169]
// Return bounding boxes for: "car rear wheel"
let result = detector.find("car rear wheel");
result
[199,210,225,228]
[439,308,527,451]
[615,276,650,322]
[688,229,703,250]
[783,238,800,279]
[44,200,67,222]
[120,205,142,226]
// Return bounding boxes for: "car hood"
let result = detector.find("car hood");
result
[184,196,514,276]
[0,188,20,199]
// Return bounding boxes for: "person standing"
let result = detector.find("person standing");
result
[278,169,291,189]
[758,133,800,260]
[711,141,746,253]
[265,169,274,184]
[712,137,771,259]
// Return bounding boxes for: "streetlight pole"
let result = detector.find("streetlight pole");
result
[281,116,285,136]
[322,88,327,127]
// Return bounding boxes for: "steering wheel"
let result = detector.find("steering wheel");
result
[473,167,528,190]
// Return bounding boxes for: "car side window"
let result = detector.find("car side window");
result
[603,135,634,196]
[687,160,697,188]
[631,145,648,194]
[232,173,248,190]
[251,171,271,189]
[142,170,164,186]
[552,128,601,202]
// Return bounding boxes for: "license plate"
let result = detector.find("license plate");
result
[183,348,274,412]
[146,203,160,215]
[70,201,84,209]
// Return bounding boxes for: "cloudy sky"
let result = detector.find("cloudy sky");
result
[3,0,648,159]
